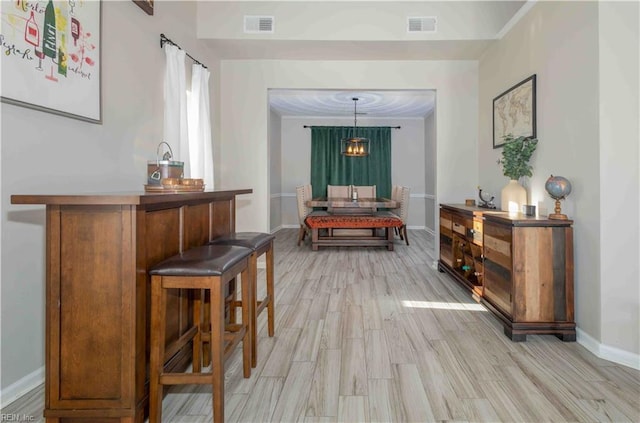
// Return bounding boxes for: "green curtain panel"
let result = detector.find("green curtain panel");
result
[310,126,392,199]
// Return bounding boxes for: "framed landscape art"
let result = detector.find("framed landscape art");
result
[0,0,102,123]
[493,74,536,148]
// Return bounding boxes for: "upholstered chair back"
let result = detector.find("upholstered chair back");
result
[296,184,312,225]
[398,186,410,223]
[327,185,350,198]
[352,185,376,198]
[391,185,401,202]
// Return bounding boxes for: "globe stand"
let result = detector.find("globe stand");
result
[548,199,568,220]
[545,175,571,220]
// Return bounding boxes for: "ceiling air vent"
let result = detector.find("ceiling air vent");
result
[407,16,437,33]
[244,16,274,34]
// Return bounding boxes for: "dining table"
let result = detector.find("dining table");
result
[305,196,397,213]
[303,196,401,250]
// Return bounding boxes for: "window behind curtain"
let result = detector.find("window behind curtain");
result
[310,126,392,199]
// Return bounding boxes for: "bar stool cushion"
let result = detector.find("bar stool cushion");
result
[149,245,253,277]
[209,232,275,252]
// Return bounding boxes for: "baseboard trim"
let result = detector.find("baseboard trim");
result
[270,225,285,233]
[406,226,435,236]
[0,366,44,408]
[577,328,640,370]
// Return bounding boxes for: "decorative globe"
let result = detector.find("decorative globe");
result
[545,175,572,200]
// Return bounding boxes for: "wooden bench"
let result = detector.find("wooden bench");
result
[304,212,403,251]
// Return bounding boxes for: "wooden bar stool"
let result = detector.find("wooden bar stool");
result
[209,232,275,368]
[148,244,254,423]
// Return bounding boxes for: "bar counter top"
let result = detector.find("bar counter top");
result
[11,188,252,206]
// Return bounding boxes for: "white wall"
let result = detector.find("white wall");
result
[277,116,314,228]
[390,118,428,229]
[597,1,639,361]
[275,116,428,229]
[479,1,639,365]
[1,1,223,399]
[219,60,479,239]
[269,107,282,231]
[424,108,437,232]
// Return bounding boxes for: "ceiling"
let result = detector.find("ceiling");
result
[269,89,436,118]
[206,1,533,118]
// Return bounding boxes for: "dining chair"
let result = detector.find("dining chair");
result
[394,186,411,245]
[296,184,313,246]
[352,185,376,198]
[391,185,401,235]
[392,185,401,203]
[327,185,350,198]
[326,185,351,216]
[353,185,377,212]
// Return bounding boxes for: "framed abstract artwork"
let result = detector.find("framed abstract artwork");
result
[0,0,102,123]
[133,0,153,15]
[493,74,536,148]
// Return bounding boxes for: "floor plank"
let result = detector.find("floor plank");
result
[306,348,341,418]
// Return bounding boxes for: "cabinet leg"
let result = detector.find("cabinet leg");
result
[437,263,445,273]
[504,326,526,342]
[556,333,576,342]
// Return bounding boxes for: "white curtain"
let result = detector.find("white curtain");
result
[163,44,190,176]
[187,65,214,189]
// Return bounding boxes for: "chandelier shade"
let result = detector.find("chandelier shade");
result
[341,98,369,157]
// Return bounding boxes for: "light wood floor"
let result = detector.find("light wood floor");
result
[3,228,639,422]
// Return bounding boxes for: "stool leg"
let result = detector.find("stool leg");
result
[202,290,211,368]
[249,252,258,368]
[266,242,275,337]
[210,279,225,423]
[241,265,253,377]
[229,277,238,324]
[149,275,168,423]
[192,288,202,373]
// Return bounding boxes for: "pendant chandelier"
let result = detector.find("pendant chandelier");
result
[341,97,369,157]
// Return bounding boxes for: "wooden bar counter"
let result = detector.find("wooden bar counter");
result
[11,189,251,423]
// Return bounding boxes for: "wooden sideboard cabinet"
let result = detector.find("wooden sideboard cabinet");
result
[438,204,575,342]
[11,189,251,423]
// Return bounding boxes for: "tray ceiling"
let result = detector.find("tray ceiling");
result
[269,89,436,118]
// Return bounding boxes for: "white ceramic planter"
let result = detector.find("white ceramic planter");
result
[501,179,527,213]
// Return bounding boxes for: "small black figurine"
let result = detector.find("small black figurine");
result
[477,186,496,209]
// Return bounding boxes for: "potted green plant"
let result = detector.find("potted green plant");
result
[497,134,538,212]
[498,134,538,179]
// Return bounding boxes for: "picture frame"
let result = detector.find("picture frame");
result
[0,0,102,123]
[493,74,536,148]
[133,0,154,16]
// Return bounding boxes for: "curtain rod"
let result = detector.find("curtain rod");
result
[160,33,207,69]
[303,125,401,129]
